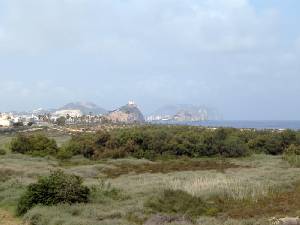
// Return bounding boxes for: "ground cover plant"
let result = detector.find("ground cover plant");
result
[145,189,220,218]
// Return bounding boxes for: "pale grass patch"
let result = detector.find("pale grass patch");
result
[166,174,275,201]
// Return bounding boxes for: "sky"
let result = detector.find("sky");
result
[0,0,299,120]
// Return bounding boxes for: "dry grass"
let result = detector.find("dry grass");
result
[283,154,300,168]
[220,181,300,219]
[167,174,274,201]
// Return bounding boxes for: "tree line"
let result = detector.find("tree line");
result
[10,125,300,160]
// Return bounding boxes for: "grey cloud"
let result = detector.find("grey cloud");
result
[0,0,299,119]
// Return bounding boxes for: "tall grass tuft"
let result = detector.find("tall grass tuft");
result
[166,175,275,202]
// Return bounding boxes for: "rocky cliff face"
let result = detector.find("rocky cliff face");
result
[106,102,145,123]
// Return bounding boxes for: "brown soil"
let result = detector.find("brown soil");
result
[0,209,21,225]
[102,160,244,178]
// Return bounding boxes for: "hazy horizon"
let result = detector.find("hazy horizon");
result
[1,0,299,120]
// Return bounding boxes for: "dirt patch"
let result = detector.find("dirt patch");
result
[0,169,24,182]
[102,160,244,178]
[144,214,192,225]
[0,209,21,225]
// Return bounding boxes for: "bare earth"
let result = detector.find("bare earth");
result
[0,209,21,225]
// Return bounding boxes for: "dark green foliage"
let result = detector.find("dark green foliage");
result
[248,130,298,155]
[220,135,249,157]
[13,122,24,127]
[17,170,90,215]
[283,144,300,168]
[56,116,66,126]
[0,148,6,155]
[10,134,58,156]
[10,134,33,154]
[56,147,73,160]
[284,144,300,155]
[62,126,300,160]
[145,189,219,218]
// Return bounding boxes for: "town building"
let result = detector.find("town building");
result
[0,113,13,127]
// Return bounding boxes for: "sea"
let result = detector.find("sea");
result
[151,120,300,130]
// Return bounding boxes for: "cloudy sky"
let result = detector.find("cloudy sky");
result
[0,0,299,119]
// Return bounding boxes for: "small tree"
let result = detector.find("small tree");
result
[10,134,33,154]
[17,170,90,215]
[284,144,300,155]
[10,134,58,156]
[56,116,66,126]
[220,135,249,157]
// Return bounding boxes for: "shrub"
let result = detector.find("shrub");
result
[10,134,33,154]
[90,178,128,203]
[145,189,219,218]
[0,148,6,155]
[284,144,300,155]
[283,144,300,168]
[220,135,249,157]
[56,147,73,160]
[10,134,58,156]
[17,170,90,215]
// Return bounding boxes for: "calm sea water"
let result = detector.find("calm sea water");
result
[152,120,300,130]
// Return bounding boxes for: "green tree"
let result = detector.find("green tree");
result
[17,170,90,215]
[56,116,66,126]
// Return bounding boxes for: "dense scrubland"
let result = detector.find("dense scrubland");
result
[1,125,300,225]
[9,125,300,161]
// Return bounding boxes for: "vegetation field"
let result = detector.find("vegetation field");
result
[1,126,300,225]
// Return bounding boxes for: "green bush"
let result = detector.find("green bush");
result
[284,144,300,155]
[283,144,300,168]
[56,147,74,160]
[10,134,33,154]
[17,170,90,215]
[10,134,58,156]
[0,148,6,155]
[145,189,219,218]
[220,135,249,157]
[90,178,128,203]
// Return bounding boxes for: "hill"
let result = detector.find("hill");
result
[58,102,107,115]
[106,101,145,123]
[147,104,221,121]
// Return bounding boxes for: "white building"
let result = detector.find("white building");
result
[128,100,136,106]
[53,109,82,118]
[0,113,13,127]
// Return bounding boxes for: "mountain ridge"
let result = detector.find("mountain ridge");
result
[148,104,221,121]
[58,102,107,115]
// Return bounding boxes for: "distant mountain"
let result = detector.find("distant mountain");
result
[58,102,107,115]
[147,104,221,121]
[106,101,145,123]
